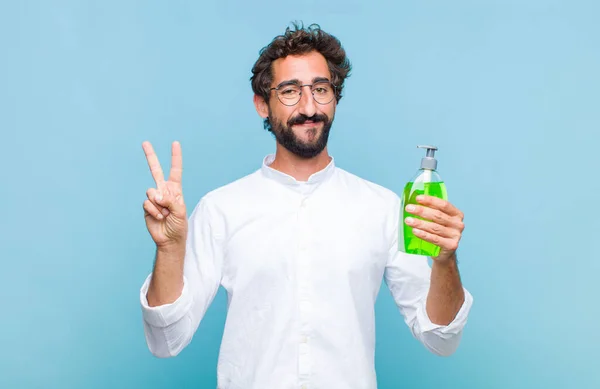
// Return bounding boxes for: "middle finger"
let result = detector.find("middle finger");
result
[405,204,460,229]
[405,217,458,239]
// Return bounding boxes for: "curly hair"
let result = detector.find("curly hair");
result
[250,22,352,105]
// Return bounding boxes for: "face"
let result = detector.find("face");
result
[256,51,337,159]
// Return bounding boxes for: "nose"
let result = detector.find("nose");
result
[297,85,317,117]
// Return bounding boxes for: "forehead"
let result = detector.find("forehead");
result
[271,51,331,85]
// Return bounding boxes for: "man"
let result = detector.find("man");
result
[139,23,473,389]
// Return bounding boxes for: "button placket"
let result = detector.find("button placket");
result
[296,194,312,381]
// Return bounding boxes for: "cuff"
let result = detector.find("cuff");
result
[416,287,474,336]
[139,274,193,328]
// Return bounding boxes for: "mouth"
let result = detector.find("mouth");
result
[293,120,322,128]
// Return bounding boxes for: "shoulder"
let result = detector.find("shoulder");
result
[334,167,400,205]
[202,169,263,206]
[188,168,263,218]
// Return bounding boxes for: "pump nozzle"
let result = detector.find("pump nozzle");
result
[417,145,438,170]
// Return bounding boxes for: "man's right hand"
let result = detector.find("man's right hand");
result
[142,141,188,250]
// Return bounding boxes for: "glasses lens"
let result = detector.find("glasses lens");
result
[277,85,301,105]
[312,82,335,104]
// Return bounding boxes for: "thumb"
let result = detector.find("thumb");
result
[155,190,185,216]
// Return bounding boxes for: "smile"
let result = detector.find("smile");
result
[293,121,321,128]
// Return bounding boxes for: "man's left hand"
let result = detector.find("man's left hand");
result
[404,195,465,262]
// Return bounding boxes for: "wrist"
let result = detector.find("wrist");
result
[432,252,457,267]
[156,241,186,256]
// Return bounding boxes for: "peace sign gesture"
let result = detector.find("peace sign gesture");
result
[142,141,188,249]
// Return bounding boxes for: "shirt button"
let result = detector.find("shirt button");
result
[301,385,307,389]
[301,335,308,343]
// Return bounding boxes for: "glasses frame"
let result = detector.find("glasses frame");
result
[270,80,337,107]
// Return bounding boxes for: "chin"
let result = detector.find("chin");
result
[297,126,321,137]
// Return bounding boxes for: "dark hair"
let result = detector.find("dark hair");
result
[250,22,352,105]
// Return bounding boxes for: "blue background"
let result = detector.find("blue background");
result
[1,1,599,388]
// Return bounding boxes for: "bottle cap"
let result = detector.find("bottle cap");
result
[417,145,438,170]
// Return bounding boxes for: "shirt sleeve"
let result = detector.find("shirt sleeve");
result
[139,196,224,358]
[383,196,473,357]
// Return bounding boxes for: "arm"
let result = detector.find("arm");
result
[140,198,223,358]
[141,140,188,308]
[404,194,469,326]
[426,254,465,325]
[139,141,222,358]
[384,195,473,357]
[384,251,472,357]
[147,243,185,307]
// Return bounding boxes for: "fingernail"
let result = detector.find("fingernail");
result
[405,217,414,225]
[155,192,162,202]
[416,195,424,202]
[157,213,163,220]
[406,205,416,212]
[161,209,170,216]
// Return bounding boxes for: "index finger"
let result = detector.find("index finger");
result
[416,195,463,219]
[169,141,183,184]
[142,141,165,188]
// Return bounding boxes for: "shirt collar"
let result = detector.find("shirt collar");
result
[260,153,336,194]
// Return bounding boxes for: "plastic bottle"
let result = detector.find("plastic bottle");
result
[399,145,448,256]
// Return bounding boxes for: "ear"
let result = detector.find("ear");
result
[253,94,269,119]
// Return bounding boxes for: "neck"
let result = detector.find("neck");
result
[268,144,332,181]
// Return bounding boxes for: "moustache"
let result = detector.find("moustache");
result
[287,114,329,127]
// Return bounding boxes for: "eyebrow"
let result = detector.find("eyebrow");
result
[275,76,331,88]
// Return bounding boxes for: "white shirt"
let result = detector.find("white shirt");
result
[139,154,473,389]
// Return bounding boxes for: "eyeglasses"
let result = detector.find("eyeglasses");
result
[270,80,337,106]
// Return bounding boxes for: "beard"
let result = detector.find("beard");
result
[264,109,333,159]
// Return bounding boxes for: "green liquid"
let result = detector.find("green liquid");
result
[401,181,448,257]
